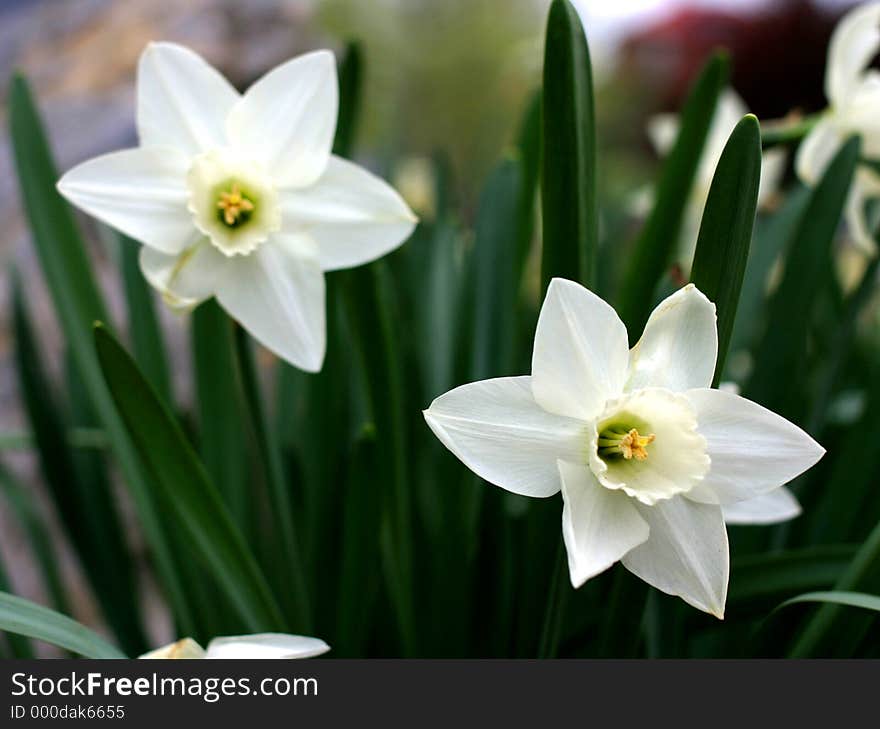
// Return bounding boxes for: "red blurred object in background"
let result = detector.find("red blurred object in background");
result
[619,0,856,118]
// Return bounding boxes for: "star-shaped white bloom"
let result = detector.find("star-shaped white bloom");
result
[424,280,824,617]
[139,633,330,659]
[645,88,786,269]
[796,1,880,254]
[57,43,417,372]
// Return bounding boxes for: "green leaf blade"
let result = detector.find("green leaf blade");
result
[776,590,880,615]
[745,135,861,418]
[789,511,880,657]
[690,114,762,384]
[119,235,173,403]
[0,592,125,659]
[541,0,597,292]
[93,324,285,634]
[618,52,728,335]
[8,72,197,635]
[333,41,363,158]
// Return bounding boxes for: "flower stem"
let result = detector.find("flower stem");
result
[760,113,821,149]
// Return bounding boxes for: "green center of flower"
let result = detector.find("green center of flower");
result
[188,149,281,257]
[216,182,255,228]
[597,413,655,462]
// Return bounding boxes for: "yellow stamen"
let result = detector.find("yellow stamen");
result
[619,428,655,461]
[598,427,656,461]
[217,183,254,226]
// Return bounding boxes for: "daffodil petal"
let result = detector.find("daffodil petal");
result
[722,487,801,525]
[684,388,825,506]
[589,388,710,506]
[758,147,787,208]
[558,460,649,587]
[845,171,880,254]
[700,90,747,186]
[139,638,206,659]
[621,496,728,619]
[795,116,842,185]
[532,278,629,421]
[280,156,417,271]
[215,240,326,372]
[424,377,588,498]
[626,284,717,393]
[139,242,228,310]
[57,147,194,255]
[845,80,880,156]
[137,42,238,155]
[205,633,330,659]
[646,113,678,155]
[227,50,337,189]
[825,2,880,106]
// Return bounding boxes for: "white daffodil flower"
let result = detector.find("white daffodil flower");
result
[423,279,824,618]
[57,43,417,372]
[139,633,330,659]
[645,89,786,270]
[796,2,880,254]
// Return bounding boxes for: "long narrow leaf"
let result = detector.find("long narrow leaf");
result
[342,264,416,654]
[724,183,811,368]
[690,115,761,384]
[618,53,728,335]
[234,328,311,631]
[94,324,285,633]
[471,157,524,379]
[8,73,196,633]
[119,235,173,403]
[191,301,250,533]
[335,425,382,656]
[0,592,125,659]
[541,0,597,292]
[11,275,148,654]
[746,136,860,418]
[0,461,70,617]
[789,511,880,657]
[729,545,857,606]
[0,566,34,658]
[333,41,363,158]
[775,591,880,615]
[515,90,542,279]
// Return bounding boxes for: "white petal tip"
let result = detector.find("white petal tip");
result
[298,356,324,374]
[804,438,827,467]
[679,283,716,311]
[141,41,174,59]
[298,48,337,74]
[567,565,596,590]
[312,49,336,62]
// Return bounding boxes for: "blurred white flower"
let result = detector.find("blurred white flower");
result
[393,156,436,219]
[424,279,823,617]
[57,43,416,372]
[796,2,880,254]
[645,89,786,270]
[140,633,330,659]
